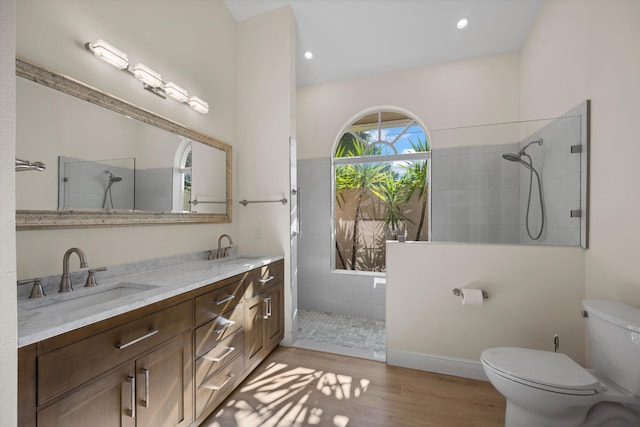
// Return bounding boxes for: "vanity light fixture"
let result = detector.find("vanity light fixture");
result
[165,81,189,103]
[187,96,209,114]
[131,63,163,88]
[87,39,129,69]
[85,39,209,114]
[304,51,314,60]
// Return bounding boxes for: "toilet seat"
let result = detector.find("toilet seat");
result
[481,347,602,396]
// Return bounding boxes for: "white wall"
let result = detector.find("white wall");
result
[297,51,521,159]
[520,0,640,306]
[0,0,17,424]
[15,0,239,280]
[236,6,296,345]
[386,242,585,376]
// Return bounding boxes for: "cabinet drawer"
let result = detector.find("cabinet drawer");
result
[195,278,245,326]
[244,260,284,298]
[38,301,192,405]
[195,305,244,358]
[195,352,244,419]
[195,329,244,386]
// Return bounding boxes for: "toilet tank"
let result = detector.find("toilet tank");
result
[583,299,640,395]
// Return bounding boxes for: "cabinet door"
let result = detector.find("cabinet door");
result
[135,332,193,427]
[37,363,136,427]
[264,283,284,353]
[245,295,266,371]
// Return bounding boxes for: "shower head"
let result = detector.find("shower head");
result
[502,153,522,162]
[105,170,122,183]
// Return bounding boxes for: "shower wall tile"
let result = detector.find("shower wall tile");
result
[521,114,582,246]
[431,142,520,244]
[297,157,385,321]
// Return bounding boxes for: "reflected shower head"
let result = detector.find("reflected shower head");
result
[105,170,122,183]
[502,153,522,162]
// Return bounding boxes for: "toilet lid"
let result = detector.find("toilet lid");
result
[482,347,602,395]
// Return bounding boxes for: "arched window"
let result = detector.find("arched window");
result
[333,108,430,272]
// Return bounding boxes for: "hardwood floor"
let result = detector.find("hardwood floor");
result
[200,347,506,427]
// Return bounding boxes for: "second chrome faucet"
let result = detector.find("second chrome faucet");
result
[59,247,88,292]
[208,234,234,260]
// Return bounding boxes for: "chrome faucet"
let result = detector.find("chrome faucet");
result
[59,247,88,292]
[217,234,233,259]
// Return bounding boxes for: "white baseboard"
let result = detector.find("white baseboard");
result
[387,349,488,381]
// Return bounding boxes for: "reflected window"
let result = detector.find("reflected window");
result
[333,110,430,272]
[174,140,192,212]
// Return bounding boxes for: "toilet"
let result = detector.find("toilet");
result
[481,299,640,427]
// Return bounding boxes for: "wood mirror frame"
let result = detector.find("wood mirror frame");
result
[15,58,232,230]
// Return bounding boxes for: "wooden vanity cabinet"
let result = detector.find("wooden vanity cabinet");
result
[193,276,247,421]
[37,331,192,427]
[245,262,285,372]
[18,259,286,427]
[25,299,194,427]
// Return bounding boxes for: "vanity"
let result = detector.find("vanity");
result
[17,255,285,426]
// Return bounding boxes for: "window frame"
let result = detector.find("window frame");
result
[331,107,431,274]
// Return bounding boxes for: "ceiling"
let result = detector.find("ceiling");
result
[224,0,543,87]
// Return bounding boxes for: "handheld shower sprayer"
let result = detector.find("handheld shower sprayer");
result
[106,170,122,183]
[102,170,123,209]
[502,138,545,240]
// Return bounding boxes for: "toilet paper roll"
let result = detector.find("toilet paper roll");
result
[461,288,484,306]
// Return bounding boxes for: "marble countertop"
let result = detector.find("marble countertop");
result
[18,254,284,347]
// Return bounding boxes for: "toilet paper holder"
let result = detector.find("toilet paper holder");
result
[452,288,489,299]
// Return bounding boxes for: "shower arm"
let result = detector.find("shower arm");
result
[519,138,543,155]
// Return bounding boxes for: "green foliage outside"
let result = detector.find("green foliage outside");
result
[335,134,429,271]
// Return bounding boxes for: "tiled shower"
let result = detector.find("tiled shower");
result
[295,103,588,359]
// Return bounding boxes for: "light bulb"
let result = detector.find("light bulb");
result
[187,96,209,114]
[131,63,162,88]
[88,39,128,69]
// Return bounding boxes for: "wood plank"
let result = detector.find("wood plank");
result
[200,347,505,427]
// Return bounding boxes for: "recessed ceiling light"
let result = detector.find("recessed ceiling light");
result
[304,51,314,60]
[456,18,469,29]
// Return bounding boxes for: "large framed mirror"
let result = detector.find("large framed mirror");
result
[15,58,232,229]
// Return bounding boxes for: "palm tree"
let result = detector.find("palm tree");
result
[335,136,386,270]
[370,171,412,240]
[401,137,429,240]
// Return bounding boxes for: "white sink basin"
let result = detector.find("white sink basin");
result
[20,283,159,312]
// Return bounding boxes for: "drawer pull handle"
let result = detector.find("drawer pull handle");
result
[201,373,235,391]
[214,294,235,305]
[259,276,274,284]
[117,329,159,350]
[126,376,135,418]
[141,368,150,408]
[206,346,236,363]
[214,320,235,334]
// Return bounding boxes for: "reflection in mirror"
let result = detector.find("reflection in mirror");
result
[57,156,135,210]
[429,101,589,248]
[15,58,231,229]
